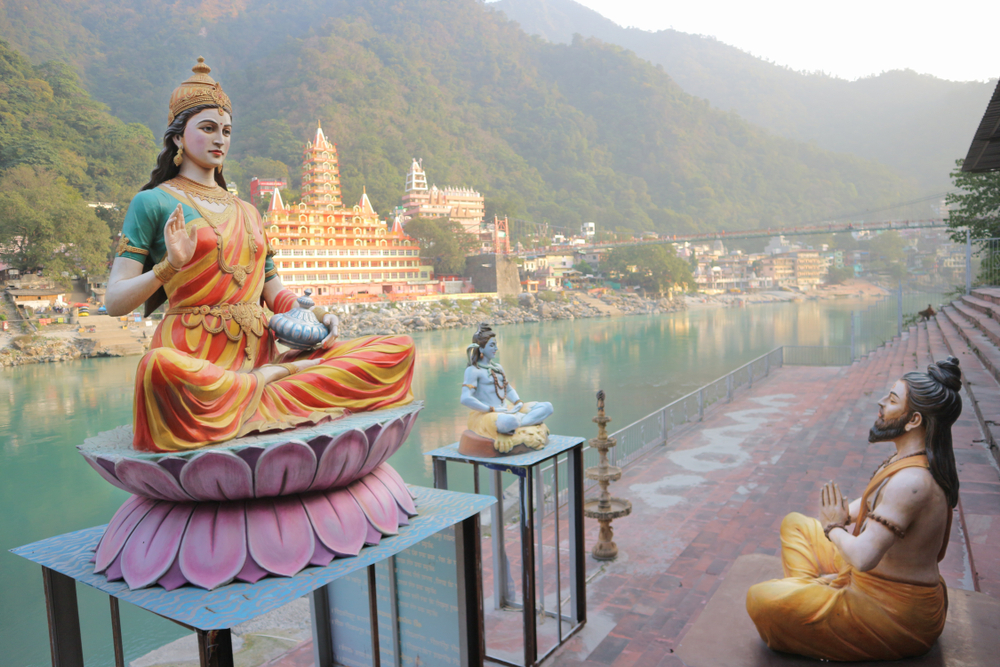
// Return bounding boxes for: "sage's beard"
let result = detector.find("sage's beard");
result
[868,411,912,443]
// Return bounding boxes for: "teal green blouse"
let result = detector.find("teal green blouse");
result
[117,188,276,280]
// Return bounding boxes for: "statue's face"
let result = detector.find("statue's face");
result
[482,338,498,361]
[869,379,919,443]
[176,108,232,171]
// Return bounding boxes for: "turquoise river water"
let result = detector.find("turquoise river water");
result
[2,300,872,666]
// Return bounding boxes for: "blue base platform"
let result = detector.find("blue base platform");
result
[10,486,493,632]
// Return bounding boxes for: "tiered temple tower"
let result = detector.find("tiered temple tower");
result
[400,158,485,235]
[264,123,435,303]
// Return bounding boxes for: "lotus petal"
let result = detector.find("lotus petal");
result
[115,459,193,502]
[309,540,335,567]
[158,457,187,483]
[371,464,417,516]
[400,409,421,449]
[308,429,367,492]
[81,453,131,493]
[157,556,188,591]
[237,446,265,470]
[302,489,367,557]
[95,496,158,573]
[349,478,399,536]
[254,441,317,498]
[358,418,405,478]
[364,423,382,450]
[374,462,416,500]
[365,523,382,545]
[105,555,123,582]
[121,503,195,589]
[235,555,269,584]
[305,434,334,460]
[397,506,410,526]
[246,496,315,577]
[180,451,254,501]
[178,502,247,590]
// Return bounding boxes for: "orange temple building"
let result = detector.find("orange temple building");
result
[264,124,436,303]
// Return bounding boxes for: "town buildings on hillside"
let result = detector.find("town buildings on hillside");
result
[263,124,437,303]
[400,159,485,235]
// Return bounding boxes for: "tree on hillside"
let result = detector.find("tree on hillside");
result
[947,159,1000,241]
[404,217,479,275]
[866,231,908,282]
[825,266,854,285]
[0,166,112,281]
[603,245,693,295]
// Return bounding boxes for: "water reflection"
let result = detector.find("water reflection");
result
[0,300,865,666]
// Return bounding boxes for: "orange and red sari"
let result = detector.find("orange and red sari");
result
[119,187,414,452]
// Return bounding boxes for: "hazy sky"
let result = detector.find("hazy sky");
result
[567,0,997,82]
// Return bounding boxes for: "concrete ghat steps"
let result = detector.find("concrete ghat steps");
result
[973,286,1000,307]
[952,299,1000,351]
[943,305,1000,385]
[925,316,1000,599]
[932,311,1000,456]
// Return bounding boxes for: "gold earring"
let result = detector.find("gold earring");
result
[173,145,184,166]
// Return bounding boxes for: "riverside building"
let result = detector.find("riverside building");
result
[400,158,485,235]
[264,123,436,303]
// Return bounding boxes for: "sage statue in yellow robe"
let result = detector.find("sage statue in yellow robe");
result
[105,59,414,452]
[747,358,963,661]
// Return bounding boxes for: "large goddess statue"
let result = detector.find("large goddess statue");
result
[106,58,415,452]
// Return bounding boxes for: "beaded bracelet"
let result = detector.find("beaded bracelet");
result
[823,522,847,540]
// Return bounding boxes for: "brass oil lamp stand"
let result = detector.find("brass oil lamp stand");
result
[583,390,632,560]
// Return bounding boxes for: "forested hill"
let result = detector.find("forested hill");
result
[2,0,919,234]
[494,0,995,194]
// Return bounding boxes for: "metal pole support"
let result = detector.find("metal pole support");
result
[966,228,973,295]
[897,282,903,336]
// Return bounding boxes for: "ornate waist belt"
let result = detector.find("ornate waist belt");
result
[167,302,266,341]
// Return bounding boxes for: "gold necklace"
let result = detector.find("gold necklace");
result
[170,175,233,206]
[165,178,258,287]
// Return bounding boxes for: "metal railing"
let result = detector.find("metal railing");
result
[528,347,786,517]
[973,238,1000,289]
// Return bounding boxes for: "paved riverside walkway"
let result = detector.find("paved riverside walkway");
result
[258,319,1000,667]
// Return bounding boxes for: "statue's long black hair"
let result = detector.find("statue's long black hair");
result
[902,357,962,507]
[142,104,228,191]
[467,322,496,367]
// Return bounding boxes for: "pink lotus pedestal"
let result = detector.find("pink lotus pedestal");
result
[78,403,422,590]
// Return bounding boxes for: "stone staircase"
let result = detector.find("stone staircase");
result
[935,287,1000,455]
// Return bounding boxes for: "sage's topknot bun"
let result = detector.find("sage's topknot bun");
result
[928,356,961,392]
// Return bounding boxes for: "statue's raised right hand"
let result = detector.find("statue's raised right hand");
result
[164,203,197,268]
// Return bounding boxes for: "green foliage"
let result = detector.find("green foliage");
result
[825,265,854,284]
[0,1,921,238]
[495,0,995,194]
[572,261,593,274]
[0,40,157,276]
[946,159,1000,242]
[866,230,908,280]
[0,165,111,280]
[537,290,560,302]
[603,244,693,295]
[404,217,479,275]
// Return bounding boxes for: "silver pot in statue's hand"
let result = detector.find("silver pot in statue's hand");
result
[269,289,329,350]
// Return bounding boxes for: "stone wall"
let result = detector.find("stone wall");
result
[465,254,521,296]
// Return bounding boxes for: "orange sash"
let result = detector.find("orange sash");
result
[853,455,950,562]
